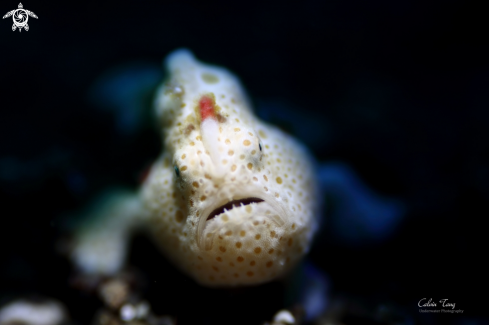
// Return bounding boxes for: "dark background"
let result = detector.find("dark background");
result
[1,0,487,324]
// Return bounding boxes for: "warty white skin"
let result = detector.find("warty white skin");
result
[72,49,320,287]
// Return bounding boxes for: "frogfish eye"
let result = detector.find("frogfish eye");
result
[174,165,180,177]
[259,142,262,151]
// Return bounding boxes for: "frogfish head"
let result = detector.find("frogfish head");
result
[147,49,319,286]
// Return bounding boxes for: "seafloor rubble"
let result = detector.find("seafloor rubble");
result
[0,265,413,325]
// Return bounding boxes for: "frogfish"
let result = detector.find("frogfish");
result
[72,49,321,287]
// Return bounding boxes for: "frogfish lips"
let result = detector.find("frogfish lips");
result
[197,196,287,251]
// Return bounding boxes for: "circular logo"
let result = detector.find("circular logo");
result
[13,9,28,27]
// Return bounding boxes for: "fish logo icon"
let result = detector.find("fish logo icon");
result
[3,3,37,32]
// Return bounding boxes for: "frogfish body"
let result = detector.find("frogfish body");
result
[72,49,320,287]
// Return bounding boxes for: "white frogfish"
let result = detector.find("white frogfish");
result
[72,49,320,287]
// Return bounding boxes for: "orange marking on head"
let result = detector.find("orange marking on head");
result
[199,95,216,121]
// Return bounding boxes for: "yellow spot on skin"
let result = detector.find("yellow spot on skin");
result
[254,247,262,254]
[237,256,244,262]
[222,215,229,222]
[190,141,195,146]
[266,261,273,268]
[270,231,276,238]
[292,223,296,230]
[247,163,253,170]
[236,242,242,248]
[219,246,226,252]
[240,154,245,160]
[222,159,228,165]
[212,266,219,272]
[200,195,206,201]
[181,154,186,159]
[225,230,232,236]
[231,165,237,171]
[192,182,199,188]
[276,177,283,184]
[253,177,258,181]
[247,271,254,277]
[228,150,234,156]
[175,211,184,223]
[268,249,274,254]
[218,113,228,124]
[225,139,231,144]
[180,166,187,171]
[259,130,267,138]
[234,128,241,132]
[263,175,268,181]
[251,150,256,155]
[243,140,251,146]
[288,238,293,247]
[245,205,252,213]
[196,135,202,141]
[185,124,195,135]
[240,230,246,237]
[250,261,256,266]
[202,72,219,84]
